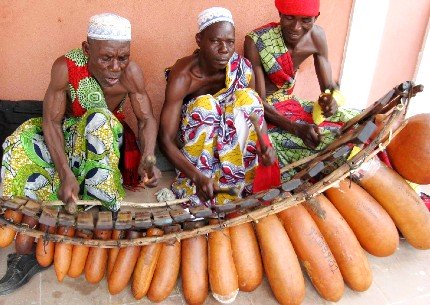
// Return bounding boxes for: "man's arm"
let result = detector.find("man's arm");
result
[159,68,217,202]
[42,56,79,204]
[244,36,320,148]
[126,62,161,187]
[312,26,338,116]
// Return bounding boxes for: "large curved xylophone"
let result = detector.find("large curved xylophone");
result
[1,82,429,305]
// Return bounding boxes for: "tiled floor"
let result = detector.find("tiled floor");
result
[1,176,430,305]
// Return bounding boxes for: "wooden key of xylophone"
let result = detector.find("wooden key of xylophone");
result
[213,203,237,214]
[235,198,260,210]
[39,208,59,227]
[292,161,325,183]
[115,211,133,230]
[281,179,303,193]
[169,207,192,223]
[152,210,173,227]
[2,197,27,210]
[21,199,41,218]
[325,120,377,152]
[189,206,214,219]
[96,211,113,230]
[133,211,153,229]
[76,212,95,230]
[58,211,76,227]
[254,189,281,205]
[182,219,207,231]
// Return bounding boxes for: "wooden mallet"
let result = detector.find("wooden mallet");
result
[249,113,268,153]
[141,155,157,179]
[213,186,240,197]
[64,194,78,215]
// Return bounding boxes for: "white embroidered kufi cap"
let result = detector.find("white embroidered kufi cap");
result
[87,13,131,41]
[197,7,234,33]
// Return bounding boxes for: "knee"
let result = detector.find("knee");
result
[184,95,220,124]
[83,108,121,134]
[234,89,262,107]
[188,95,218,113]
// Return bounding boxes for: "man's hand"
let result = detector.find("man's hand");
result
[58,174,79,207]
[318,92,338,117]
[258,146,277,166]
[295,123,321,149]
[194,174,217,202]
[138,157,161,188]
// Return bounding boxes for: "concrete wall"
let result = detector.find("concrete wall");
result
[0,0,352,122]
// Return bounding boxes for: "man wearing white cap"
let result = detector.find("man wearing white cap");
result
[160,7,277,208]
[0,13,160,294]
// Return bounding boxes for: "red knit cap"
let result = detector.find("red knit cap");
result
[275,0,320,17]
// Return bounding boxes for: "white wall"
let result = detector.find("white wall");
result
[340,0,390,110]
[408,20,430,118]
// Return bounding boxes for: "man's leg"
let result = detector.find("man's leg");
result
[0,118,52,294]
[266,91,359,180]
[226,88,265,196]
[67,108,125,211]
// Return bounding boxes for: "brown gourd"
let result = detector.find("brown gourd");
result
[255,215,305,305]
[0,209,23,248]
[386,113,430,184]
[108,231,141,295]
[147,238,181,302]
[54,226,75,282]
[229,222,263,292]
[107,229,125,278]
[36,224,56,267]
[132,227,164,300]
[304,194,373,292]
[278,205,344,302]
[84,229,112,283]
[325,179,399,257]
[15,214,38,254]
[208,219,239,303]
[357,158,430,250]
[181,235,208,305]
[67,229,93,278]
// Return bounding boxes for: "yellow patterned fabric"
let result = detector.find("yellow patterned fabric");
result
[1,108,125,211]
[171,53,265,206]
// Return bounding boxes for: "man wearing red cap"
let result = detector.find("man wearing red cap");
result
[245,0,358,179]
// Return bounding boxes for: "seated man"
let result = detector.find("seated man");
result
[0,13,160,294]
[160,7,276,206]
[244,0,358,178]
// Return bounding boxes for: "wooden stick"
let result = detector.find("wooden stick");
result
[64,194,78,215]
[42,198,189,209]
[213,187,240,197]
[249,113,268,153]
